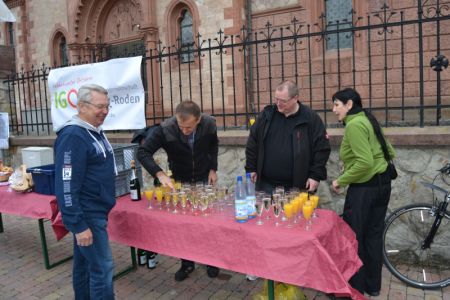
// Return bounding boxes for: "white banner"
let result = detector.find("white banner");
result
[0,112,9,149]
[48,56,146,131]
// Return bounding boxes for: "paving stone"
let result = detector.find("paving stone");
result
[0,214,447,300]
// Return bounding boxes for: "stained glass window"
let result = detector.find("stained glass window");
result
[325,0,353,50]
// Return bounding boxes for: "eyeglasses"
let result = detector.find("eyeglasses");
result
[81,101,111,110]
[274,97,295,104]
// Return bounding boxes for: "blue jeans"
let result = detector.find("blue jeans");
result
[73,218,114,300]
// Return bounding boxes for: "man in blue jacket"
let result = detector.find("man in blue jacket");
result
[55,84,117,300]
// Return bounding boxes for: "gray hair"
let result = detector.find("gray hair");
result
[77,84,108,111]
[276,80,299,98]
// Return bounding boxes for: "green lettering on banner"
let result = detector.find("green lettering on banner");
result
[57,91,68,108]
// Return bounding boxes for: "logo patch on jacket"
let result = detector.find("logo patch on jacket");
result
[62,165,72,181]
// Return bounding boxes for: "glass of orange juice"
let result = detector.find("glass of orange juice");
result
[155,187,163,210]
[284,202,294,228]
[310,194,319,218]
[303,201,314,231]
[145,189,155,209]
[171,192,179,214]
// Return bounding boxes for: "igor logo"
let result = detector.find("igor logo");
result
[54,88,78,109]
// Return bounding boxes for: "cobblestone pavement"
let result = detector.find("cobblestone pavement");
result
[1,214,449,300]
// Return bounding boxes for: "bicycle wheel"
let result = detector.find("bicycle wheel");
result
[383,203,450,289]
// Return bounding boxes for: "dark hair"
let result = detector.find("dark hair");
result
[332,88,393,159]
[175,100,201,120]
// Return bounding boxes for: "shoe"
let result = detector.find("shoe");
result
[246,274,258,281]
[147,253,159,269]
[206,266,219,278]
[366,291,380,297]
[174,264,194,281]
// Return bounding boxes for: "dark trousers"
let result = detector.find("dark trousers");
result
[343,180,391,294]
[73,218,114,300]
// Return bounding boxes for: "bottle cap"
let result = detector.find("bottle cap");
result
[131,160,135,167]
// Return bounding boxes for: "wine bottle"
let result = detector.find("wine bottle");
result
[130,159,141,201]
[137,248,147,266]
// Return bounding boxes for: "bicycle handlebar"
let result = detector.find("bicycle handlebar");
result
[438,163,450,175]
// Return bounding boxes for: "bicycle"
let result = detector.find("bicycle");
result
[382,163,450,289]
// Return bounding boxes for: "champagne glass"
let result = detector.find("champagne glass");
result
[275,186,285,197]
[279,197,287,221]
[254,198,264,225]
[200,194,209,216]
[262,197,271,220]
[284,202,294,228]
[164,189,171,211]
[272,193,281,206]
[180,191,187,214]
[144,189,155,209]
[155,187,163,210]
[207,192,216,214]
[171,192,179,214]
[174,181,182,190]
[191,191,199,215]
[310,194,319,218]
[273,202,281,226]
[303,201,314,231]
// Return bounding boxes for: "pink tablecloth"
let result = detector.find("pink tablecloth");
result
[108,197,365,299]
[0,186,55,219]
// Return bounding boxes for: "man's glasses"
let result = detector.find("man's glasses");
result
[274,96,295,104]
[81,101,111,110]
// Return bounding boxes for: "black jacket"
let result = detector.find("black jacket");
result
[137,114,218,182]
[245,103,331,190]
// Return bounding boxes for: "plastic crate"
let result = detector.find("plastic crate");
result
[115,166,143,197]
[112,144,143,197]
[26,164,55,195]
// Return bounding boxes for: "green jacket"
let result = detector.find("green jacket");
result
[337,112,395,187]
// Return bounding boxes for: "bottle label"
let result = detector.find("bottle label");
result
[130,189,139,200]
[246,195,256,218]
[235,199,248,222]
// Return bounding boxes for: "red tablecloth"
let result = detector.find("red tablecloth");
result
[0,188,365,299]
[108,197,365,299]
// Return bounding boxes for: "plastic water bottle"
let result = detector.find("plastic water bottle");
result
[246,173,256,219]
[235,175,248,223]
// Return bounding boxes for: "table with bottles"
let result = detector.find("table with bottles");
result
[108,182,365,299]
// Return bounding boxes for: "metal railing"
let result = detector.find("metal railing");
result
[3,1,450,136]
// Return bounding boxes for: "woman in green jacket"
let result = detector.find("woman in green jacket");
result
[331,88,395,297]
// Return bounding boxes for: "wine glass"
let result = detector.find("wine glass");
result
[303,201,314,231]
[164,189,171,211]
[254,198,264,225]
[144,189,154,209]
[279,197,287,222]
[262,197,271,220]
[273,202,281,226]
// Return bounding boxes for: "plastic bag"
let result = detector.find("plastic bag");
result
[253,280,307,300]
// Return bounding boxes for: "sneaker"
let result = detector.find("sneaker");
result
[366,291,380,297]
[206,266,219,278]
[146,253,159,269]
[246,274,258,281]
[174,264,195,281]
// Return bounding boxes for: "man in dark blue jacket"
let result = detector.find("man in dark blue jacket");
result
[55,84,116,300]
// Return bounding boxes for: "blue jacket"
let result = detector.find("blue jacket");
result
[54,116,116,234]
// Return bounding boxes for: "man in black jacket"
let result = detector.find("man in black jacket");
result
[245,80,331,194]
[137,100,219,281]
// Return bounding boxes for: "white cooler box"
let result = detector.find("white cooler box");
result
[21,147,54,168]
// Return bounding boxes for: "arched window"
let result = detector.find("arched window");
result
[7,22,14,46]
[180,9,194,63]
[325,0,353,50]
[51,32,69,66]
[59,37,68,66]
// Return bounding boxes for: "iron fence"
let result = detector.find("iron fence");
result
[3,1,450,136]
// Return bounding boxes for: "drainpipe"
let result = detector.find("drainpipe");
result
[246,0,255,114]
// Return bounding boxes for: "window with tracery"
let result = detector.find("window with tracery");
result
[52,32,68,66]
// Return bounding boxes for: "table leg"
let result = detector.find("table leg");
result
[38,219,73,270]
[0,213,3,233]
[113,246,137,280]
[268,280,275,300]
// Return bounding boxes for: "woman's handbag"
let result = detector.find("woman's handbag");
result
[380,136,398,180]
